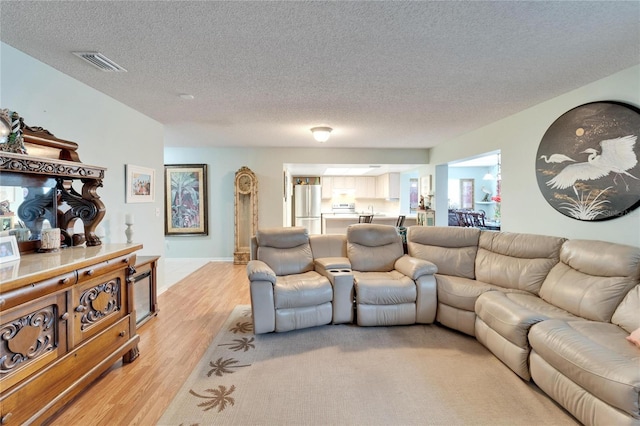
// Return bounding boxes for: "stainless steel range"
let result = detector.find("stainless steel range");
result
[331,202,356,214]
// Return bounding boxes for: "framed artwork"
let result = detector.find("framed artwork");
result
[460,178,475,210]
[165,164,208,235]
[126,165,155,203]
[0,235,20,263]
[536,101,640,221]
[1,216,14,231]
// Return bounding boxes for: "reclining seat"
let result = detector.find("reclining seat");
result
[407,226,482,335]
[475,239,634,381]
[529,284,640,425]
[247,227,333,334]
[347,224,438,326]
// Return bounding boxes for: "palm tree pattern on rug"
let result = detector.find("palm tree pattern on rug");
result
[188,309,254,414]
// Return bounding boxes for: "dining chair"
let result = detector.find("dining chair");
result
[359,215,374,223]
[396,215,406,227]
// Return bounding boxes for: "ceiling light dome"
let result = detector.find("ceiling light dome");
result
[310,126,332,143]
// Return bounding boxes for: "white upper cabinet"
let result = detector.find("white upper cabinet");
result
[376,173,400,199]
[321,177,333,199]
[355,176,377,198]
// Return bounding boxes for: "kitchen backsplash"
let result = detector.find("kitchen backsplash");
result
[321,198,400,214]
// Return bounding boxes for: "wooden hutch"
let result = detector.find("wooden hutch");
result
[0,111,141,424]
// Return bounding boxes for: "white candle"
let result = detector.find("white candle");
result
[125,213,134,225]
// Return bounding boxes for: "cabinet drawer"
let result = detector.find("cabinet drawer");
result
[0,271,75,312]
[0,293,68,391]
[0,316,133,426]
[72,269,127,346]
[76,253,132,284]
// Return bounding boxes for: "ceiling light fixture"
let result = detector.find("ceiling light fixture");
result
[179,93,195,100]
[310,126,332,143]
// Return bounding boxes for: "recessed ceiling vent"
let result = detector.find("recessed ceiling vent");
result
[72,51,127,72]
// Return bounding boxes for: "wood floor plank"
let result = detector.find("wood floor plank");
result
[45,262,251,426]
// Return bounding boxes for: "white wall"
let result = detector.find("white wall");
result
[1,43,167,279]
[164,146,429,258]
[430,65,640,246]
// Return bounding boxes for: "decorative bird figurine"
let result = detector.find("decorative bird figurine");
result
[539,153,576,163]
[481,186,491,202]
[546,135,638,190]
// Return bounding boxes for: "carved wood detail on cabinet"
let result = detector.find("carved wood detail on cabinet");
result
[77,279,121,330]
[0,306,57,373]
[0,112,107,251]
[0,244,141,425]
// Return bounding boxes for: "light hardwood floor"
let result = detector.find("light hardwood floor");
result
[46,261,251,426]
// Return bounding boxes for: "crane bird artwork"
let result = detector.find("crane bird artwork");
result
[546,135,638,191]
[535,101,640,222]
[539,154,576,164]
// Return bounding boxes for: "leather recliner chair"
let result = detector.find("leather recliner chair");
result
[247,227,333,334]
[347,224,438,326]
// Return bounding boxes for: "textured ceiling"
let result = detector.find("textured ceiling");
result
[1,1,638,149]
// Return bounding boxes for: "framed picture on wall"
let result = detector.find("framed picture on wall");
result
[126,165,155,203]
[460,178,475,210]
[164,164,208,236]
[535,101,640,221]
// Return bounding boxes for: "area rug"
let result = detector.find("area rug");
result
[158,305,577,425]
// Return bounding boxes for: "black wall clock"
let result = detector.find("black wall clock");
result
[535,101,640,221]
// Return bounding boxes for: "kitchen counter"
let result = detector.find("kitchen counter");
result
[321,213,416,234]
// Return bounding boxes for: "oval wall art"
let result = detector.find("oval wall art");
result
[535,101,640,221]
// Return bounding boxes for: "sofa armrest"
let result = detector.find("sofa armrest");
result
[395,255,438,280]
[315,257,351,276]
[247,260,277,284]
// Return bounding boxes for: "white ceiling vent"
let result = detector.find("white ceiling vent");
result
[72,51,127,72]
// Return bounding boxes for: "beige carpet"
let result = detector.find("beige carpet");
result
[158,305,578,426]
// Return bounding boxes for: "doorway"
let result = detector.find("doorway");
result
[446,151,501,226]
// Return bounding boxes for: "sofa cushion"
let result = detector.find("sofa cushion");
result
[310,234,347,258]
[612,285,640,334]
[436,275,508,312]
[529,319,640,418]
[274,271,332,309]
[354,271,416,305]
[539,240,640,322]
[347,224,404,272]
[475,291,578,348]
[407,226,480,279]
[475,231,565,295]
[256,227,314,276]
[257,226,310,248]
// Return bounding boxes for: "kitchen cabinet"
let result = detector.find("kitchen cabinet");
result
[0,244,141,425]
[355,177,377,199]
[321,177,333,199]
[376,173,400,199]
[332,176,356,191]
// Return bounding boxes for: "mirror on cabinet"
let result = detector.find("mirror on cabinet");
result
[0,109,107,253]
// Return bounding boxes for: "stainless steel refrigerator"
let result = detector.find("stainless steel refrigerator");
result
[294,184,321,235]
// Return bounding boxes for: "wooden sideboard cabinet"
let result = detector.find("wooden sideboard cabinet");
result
[0,243,142,425]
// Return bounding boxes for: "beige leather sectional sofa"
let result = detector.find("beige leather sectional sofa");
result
[247,224,640,426]
[407,226,640,426]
